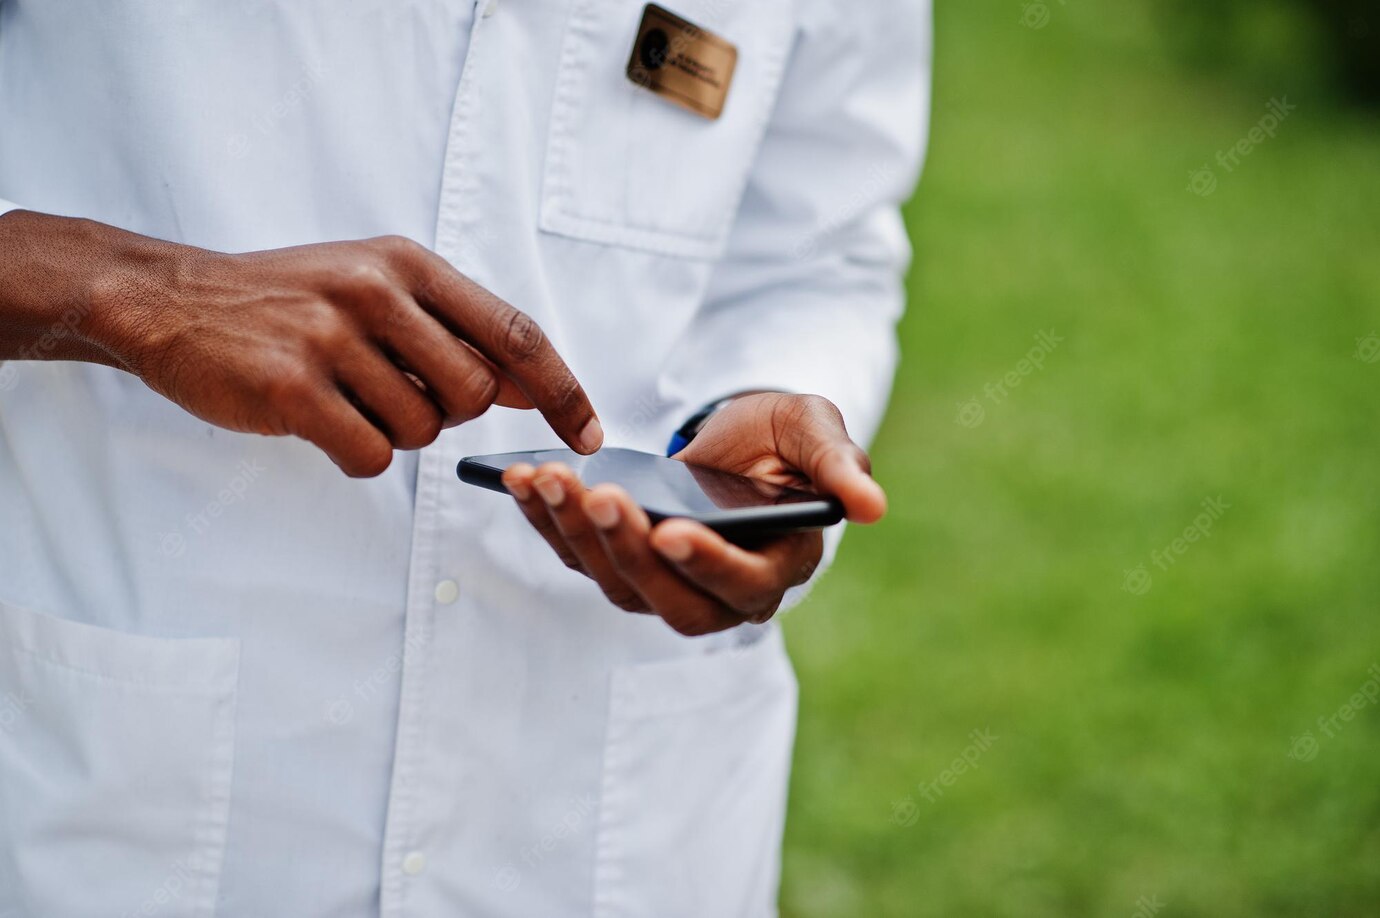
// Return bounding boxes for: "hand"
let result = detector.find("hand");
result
[0,213,602,476]
[502,393,886,636]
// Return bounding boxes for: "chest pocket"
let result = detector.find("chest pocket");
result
[541,0,796,261]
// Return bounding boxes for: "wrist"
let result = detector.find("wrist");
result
[79,219,202,376]
[667,391,787,456]
[668,395,741,456]
[0,211,192,373]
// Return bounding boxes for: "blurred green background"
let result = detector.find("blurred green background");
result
[779,1,1380,916]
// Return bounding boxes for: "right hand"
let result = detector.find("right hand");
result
[87,231,602,476]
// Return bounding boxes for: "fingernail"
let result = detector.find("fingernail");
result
[577,417,604,454]
[587,496,620,530]
[657,535,693,563]
[506,479,532,501]
[534,476,564,507]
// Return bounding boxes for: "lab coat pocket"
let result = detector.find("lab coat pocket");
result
[542,0,796,260]
[0,599,239,918]
[595,626,797,918]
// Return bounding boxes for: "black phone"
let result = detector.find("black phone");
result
[457,447,843,542]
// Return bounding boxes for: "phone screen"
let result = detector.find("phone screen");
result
[460,447,841,527]
[501,448,812,512]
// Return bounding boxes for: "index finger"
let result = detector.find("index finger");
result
[406,250,602,453]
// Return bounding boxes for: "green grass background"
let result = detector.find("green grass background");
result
[779,2,1380,915]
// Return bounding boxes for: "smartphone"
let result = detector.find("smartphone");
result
[457,447,843,542]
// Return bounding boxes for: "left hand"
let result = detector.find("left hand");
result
[501,393,887,636]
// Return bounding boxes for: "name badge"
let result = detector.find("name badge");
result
[626,4,738,120]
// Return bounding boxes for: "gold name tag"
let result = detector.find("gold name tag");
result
[626,4,738,120]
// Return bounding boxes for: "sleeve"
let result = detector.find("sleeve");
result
[0,199,21,219]
[658,0,932,451]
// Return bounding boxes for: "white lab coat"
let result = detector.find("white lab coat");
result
[0,0,929,914]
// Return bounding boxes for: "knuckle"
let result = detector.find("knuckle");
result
[778,394,848,447]
[827,440,870,478]
[419,408,445,445]
[809,437,862,480]
[800,393,841,420]
[607,549,649,581]
[393,405,443,451]
[500,310,546,361]
[450,362,500,419]
[341,262,395,298]
[667,612,715,637]
[317,327,357,359]
[341,444,393,479]
[262,366,314,412]
[547,372,585,418]
[788,394,844,433]
[748,597,783,624]
[667,615,702,637]
[298,303,356,354]
[606,588,648,613]
[739,584,783,616]
[368,291,411,331]
[374,234,424,265]
[776,393,813,427]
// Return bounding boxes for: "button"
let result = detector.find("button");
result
[483,0,499,18]
[402,851,427,876]
[434,580,459,605]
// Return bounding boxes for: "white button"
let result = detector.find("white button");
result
[402,851,427,876]
[434,579,459,605]
[483,0,499,18]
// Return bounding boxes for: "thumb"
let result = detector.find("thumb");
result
[778,397,887,524]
